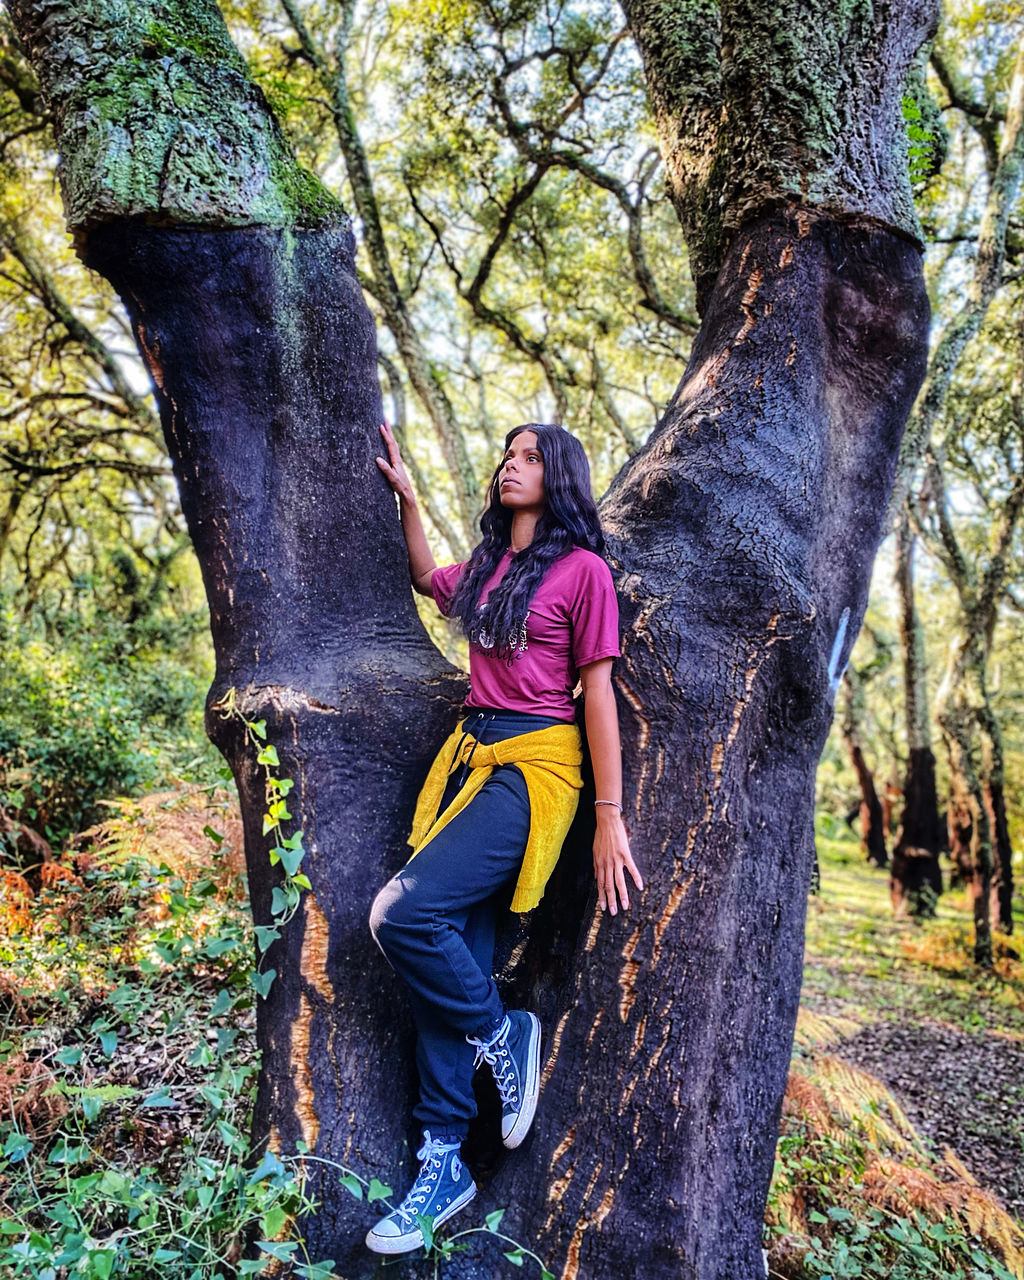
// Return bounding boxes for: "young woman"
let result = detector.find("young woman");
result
[365,421,643,1254]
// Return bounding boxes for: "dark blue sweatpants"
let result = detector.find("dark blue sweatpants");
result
[370,708,562,1141]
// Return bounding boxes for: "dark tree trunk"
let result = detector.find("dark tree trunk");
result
[84,223,468,1260]
[891,514,943,914]
[500,210,930,1279]
[840,670,888,868]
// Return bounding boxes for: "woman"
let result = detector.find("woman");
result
[365,421,643,1255]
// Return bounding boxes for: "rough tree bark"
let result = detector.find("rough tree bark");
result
[839,668,888,868]
[890,511,944,915]
[10,1,936,1277]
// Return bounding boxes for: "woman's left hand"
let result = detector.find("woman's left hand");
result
[593,807,643,916]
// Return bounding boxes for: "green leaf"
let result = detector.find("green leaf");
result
[485,1209,505,1231]
[81,1093,104,1123]
[210,989,233,1017]
[417,1214,434,1250]
[541,1271,556,1280]
[340,1173,364,1200]
[250,969,277,998]
[281,831,304,851]
[238,1262,269,1276]
[3,1132,33,1162]
[262,1205,289,1238]
[271,886,289,916]
[202,824,224,845]
[367,1178,392,1204]
[257,1240,299,1261]
[96,1031,117,1057]
[292,873,312,891]
[255,925,281,951]
[248,1150,287,1185]
[141,1086,176,1109]
[504,1248,525,1266]
[204,935,239,958]
[55,1046,83,1066]
[257,745,280,767]
[296,1263,336,1280]
[278,845,303,877]
[90,1250,116,1280]
[277,778,294,796]
[249,720,268,740]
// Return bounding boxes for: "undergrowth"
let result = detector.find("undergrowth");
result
[765,1008,1024,1279]
[0,786,332,1279]
[2,791,1022,1278]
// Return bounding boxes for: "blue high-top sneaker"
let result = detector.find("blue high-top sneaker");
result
[467,1010,541,1149]
[364,1131,477,1255]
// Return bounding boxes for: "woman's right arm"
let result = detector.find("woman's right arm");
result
[375,422,437,595]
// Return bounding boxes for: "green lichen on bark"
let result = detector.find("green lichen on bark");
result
[8,0,344,230]
[622,0,939,298]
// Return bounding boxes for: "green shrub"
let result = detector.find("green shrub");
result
[0,604,215,845]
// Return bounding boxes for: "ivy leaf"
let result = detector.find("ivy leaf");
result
[367,1178,392,1203]
[340,1173,363,1200]
[254,926,281,952]
[141,1086,177,1109]
[249,720,267,740]
[210,989,233,1017]
[248,1150,287,1185]
[278,846,303,877]
[485,1209,505,1232]
[417,1214,434,1251]
[250,969,277,998]
[503,1248,525,1266]
[257,745,280,767]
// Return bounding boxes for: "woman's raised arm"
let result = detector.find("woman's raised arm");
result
[375,422,437,595]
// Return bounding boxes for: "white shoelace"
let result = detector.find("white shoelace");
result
[394,1132,461,1224]
[467,1016,518,1106]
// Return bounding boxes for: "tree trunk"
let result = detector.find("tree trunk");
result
[11,0,937,1276]
[979,704,1014,934]
[891,512,943,914]
[840,670,888,868]
[937,637,994,967]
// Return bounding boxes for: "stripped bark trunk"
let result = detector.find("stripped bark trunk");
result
[840,669,888,868]
[891,510,943,914]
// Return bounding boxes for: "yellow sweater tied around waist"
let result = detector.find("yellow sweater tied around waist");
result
[407,720,583,912]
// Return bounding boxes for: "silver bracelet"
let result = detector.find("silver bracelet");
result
[594,799,622,810]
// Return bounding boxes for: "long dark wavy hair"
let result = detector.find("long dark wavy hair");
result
[449,423,605,662]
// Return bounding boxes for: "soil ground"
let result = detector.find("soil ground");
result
[802,832,1024,1223]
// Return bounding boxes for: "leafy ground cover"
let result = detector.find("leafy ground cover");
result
[1,790,1022,1278]
[766,824,1024,1280]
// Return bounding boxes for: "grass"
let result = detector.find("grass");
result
[804,826,1024,1037]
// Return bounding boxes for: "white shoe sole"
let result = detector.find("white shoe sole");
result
[503,1012,541,1149]
[365,1181,477,1255]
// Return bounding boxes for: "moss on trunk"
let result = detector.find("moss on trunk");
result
[8,0,343,230]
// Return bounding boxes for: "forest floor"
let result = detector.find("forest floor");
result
[801,831,1024,1222]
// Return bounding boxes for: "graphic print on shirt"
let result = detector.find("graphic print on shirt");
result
[476,609,530,656]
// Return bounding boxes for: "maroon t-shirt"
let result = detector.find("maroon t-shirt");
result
[430,546,620,722]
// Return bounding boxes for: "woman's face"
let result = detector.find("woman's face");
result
[497,431,545,513]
